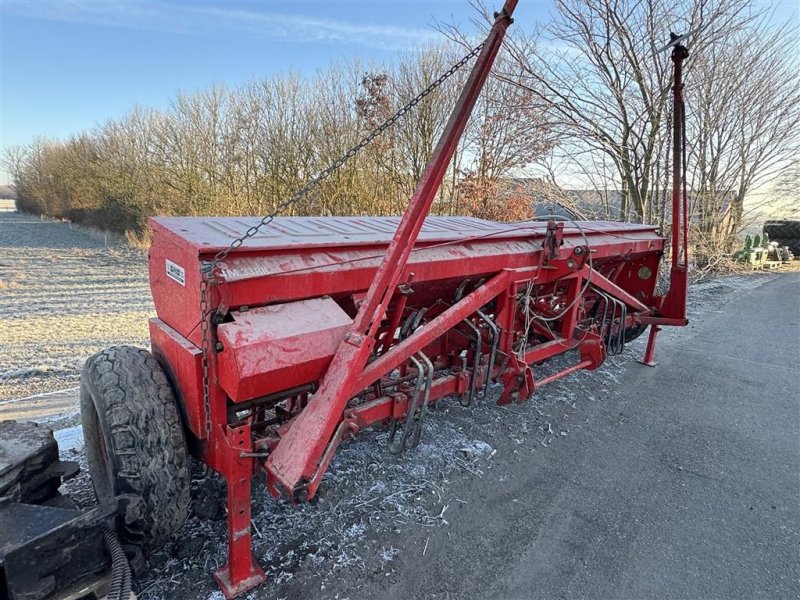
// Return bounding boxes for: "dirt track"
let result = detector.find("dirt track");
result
[2,210,797,600]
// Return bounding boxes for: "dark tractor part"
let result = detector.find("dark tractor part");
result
[778,246,795,262]
[0,420,119,600]
[624,324,649,344]
[0,499,116,600]
[769,238,800,257]
[763,219,800,239]
[0,420,78,504]
[80,345,191,550]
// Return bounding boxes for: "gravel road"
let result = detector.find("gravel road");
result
[2,209,797,599]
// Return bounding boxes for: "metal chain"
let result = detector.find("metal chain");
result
[199,269,212,435]
[211,41,485,270]
[198,41,485,431]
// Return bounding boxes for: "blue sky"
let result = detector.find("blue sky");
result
[0,0,554,184]
[1,0,797,185]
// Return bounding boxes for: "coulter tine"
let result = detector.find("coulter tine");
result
[476,310,499,400]
[409,351,434,449]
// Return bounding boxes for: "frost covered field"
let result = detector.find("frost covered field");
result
[0,209,780,600]
[0,211,152,401]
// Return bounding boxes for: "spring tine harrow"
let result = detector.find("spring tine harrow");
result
[408,350,434,449]
[476,309,499,399]
[458,319,483,407]
[388,355,426,455]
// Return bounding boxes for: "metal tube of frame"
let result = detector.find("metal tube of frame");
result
[353,2,518,337]
[660,38,690,321]
[671,50,684,273]
[358,270,509,391]
[265,3,519,501]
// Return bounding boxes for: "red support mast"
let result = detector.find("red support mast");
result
[265,0,520,503]
[640,32,691,366]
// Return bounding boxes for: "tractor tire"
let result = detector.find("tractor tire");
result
[623,323,648,343]
[80,345,190,550]
[763,220,800,239]
[770,238,800,257]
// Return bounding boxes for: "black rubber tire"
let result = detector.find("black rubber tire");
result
[80,345,190,549]
[770,238,800,257]
[623,324,648,343]
[763,220,800,239]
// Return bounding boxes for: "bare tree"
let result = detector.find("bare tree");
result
[498,0,784,223]
[392,44,466,210]
[768,166,800,220]
[687,16,800,249]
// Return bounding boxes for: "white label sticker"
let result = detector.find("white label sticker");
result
[166,260,186,286]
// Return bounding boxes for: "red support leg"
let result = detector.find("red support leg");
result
[638,324,662,367]
[214,449,267,600]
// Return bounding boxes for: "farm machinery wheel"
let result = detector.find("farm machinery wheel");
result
[624,324,648,343]
[763,220,800,239]
[769,238,800,257]
[80,345,190,550]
